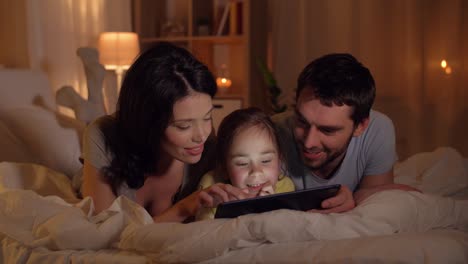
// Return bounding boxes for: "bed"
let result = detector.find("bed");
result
[1,69,467,263]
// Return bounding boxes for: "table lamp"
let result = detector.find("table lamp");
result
[98,32,140,92]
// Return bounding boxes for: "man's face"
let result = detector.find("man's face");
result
[294,88,367,177]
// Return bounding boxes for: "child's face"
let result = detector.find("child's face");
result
[227,125,281,195]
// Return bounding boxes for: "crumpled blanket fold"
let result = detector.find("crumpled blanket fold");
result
[0,147,467,263]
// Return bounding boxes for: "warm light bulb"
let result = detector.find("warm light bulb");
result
[441,60,447,68]
[216,77,232,89]
[445,66,452,75]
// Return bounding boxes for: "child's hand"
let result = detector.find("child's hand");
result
[154,184,250,223]
[198,183,249,208]
[258,184,275,197]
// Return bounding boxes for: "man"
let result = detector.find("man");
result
[274,53,413,213]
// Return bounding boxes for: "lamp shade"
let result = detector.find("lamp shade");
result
[98,32,140,70]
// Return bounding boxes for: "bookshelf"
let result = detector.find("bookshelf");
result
[132,0,268,108]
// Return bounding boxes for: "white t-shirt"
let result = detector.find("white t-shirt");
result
[273,110,397,191]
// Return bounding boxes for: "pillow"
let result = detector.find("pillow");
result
[0,121,35,163]
[0,69,56,111]
[0,107,85,178]
[394,147,468,196]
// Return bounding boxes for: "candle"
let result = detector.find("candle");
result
[216,77,232,89]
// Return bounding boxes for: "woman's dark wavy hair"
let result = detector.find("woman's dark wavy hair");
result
[100,42,217,193]
[296,53,376,125]
[214,107,286,181]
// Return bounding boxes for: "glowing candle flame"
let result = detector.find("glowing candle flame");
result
[441,60,447,68]
[216,77,232,89]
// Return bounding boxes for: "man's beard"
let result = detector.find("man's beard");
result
[301,133,353,173]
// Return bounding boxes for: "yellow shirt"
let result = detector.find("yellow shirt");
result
[196,171,295,220]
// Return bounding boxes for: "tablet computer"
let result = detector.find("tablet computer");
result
[214,184,341,219]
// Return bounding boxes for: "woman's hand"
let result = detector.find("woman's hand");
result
[309,185,356,214]
[154,183,250,223]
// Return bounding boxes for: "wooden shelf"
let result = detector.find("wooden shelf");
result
[140,37,190,43]
[191,35,245,44]
[140,35,245,44]
[215,92,244,99]
[132,0,268,110]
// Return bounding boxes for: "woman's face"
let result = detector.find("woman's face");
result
[161,92,213,164]
[226,125,281,195]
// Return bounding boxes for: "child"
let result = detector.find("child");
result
[196,107,295,220]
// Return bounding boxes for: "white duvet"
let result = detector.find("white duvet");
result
[1,147,468,263]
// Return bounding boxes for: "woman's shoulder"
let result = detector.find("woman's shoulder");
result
[90,114,116,129]
[85,114,116,138]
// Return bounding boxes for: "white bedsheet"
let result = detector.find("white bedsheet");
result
[1,147,468,263]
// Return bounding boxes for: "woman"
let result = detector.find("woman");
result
[80,42,248,222]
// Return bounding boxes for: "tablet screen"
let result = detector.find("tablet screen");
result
[214,184,341,219]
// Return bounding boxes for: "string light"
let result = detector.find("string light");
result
[441,60,447,68]
[445,66,452,75]
[440,59,452,75]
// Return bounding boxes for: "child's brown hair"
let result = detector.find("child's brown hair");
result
[214,107,286,181]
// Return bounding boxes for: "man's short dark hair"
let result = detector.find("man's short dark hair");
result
[296,53,376,124]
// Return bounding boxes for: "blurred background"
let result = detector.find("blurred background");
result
[1,0,467,159]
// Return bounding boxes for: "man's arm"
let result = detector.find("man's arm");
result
[360,170,394,187]
[313,171,420,213]
[354,170,420,205]
[314,112,419,213]
[312,185,355,213]
[354,170,393,204]
[351,112,419,205]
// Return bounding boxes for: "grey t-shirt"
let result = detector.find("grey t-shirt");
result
[77,115,216,202]
[273,110,397,191]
